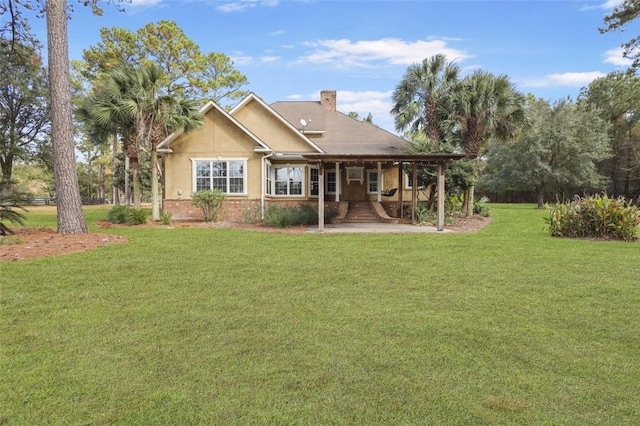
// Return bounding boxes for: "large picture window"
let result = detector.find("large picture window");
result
[274,166,304,196]
[193,159,246,195]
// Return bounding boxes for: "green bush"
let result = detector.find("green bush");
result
[107,205,130,224]
[0,180,29,236]
[160,210,172,225]
[242,201,261,224]
[264,204,331,228]
[129,209,148,225]
[546,194,640,241]
[473,196,491,217]
[106,205,148,226]
[192,189,226,222]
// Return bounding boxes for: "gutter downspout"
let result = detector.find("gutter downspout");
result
[261,151,274,219]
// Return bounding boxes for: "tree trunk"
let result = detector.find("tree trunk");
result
[1,154,13,181]
[46,0,87,234]
[132,159,141,210]
[463,186,475,217]
[151,147,160,221]
[537,186,545,208]
[98,163,105,201]
[124,155,130,206]
[112,135,119,205]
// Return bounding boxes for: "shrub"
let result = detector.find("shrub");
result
[473,196,491,217]
[107,205,130,224]
[160,210,172,225]
[546,194,640,241]
[128,209,148,225]
[264,204,328,228]
[0,180,29,236]
[106,205,148,226]
[242,201,261,224]
[192,189,226,222]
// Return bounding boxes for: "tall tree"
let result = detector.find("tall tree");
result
[481,97,611,207]
[79,20,248,105]
[391,54,460,148]
[0,36,49,182]
[448,70,527,215]
[600,0,640,69]
[580,71,640,197]
[46,0,86,233]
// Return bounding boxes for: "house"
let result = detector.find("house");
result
[157,90,464,230]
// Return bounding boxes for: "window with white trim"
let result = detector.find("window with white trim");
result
[273,165,304,196]
[346,167,364,184]
[326,171,337,194]
[367,169,383,194]
[265,162,272,195]
[309,166,319,197]
[193,159,246,195]
[404,173,413,190]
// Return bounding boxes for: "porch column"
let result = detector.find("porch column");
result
[318,161,325,231]
[412,162,417,225]
[335,161,340,202]
[398,162,403,218]
[437,161,445,231]
[376,161,382,202]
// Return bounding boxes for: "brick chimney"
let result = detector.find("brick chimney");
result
[320,90,336,112]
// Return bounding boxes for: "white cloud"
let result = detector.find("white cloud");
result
[604,47,634,66]
[216,0,279,13]
[270,29,286,36]
[521,71,606,88]
[261,56,280,63]
[581,0,623,11]
[299,38,470,69]
[230,51,253,65]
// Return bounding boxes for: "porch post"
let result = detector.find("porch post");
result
[437,161,445,231]
[376,161,382,203]
[398,162,403,218]
[412,162,417,225]
[335,161,340,202]
[318,161,325,231]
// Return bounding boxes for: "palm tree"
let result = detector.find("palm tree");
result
[448,70,528,215]
[391,54,460,149]
[80,62,202,220]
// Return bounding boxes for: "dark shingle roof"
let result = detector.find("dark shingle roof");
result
[270,101,410,156]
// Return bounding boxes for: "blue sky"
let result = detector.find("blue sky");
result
[29,0,634,133]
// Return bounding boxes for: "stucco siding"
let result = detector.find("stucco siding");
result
[163,106,264,201]
[233,99,318,153]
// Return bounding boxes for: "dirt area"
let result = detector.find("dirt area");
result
[0,215,491,262]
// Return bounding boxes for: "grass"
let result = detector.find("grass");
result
[1,204,639,424]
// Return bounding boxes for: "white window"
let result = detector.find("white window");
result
[273,165,304,196]
[326,171,337,194]
[346,167,364,184]
[193,159,247,195]
[266,162,272,195]
[309,166,319,197]
[405,173,413,190]
[367,169,383,194]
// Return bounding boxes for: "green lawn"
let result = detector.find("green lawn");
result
[1,204,639,424]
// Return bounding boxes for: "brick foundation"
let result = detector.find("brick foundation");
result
[163,198,339,222]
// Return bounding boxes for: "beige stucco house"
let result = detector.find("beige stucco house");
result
[158,90,463,230]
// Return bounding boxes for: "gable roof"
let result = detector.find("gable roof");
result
[157,99,270,153]
[230,93,324,153]
[270,100,411,156]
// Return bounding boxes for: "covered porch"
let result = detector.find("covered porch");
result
[303,153,467,232]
